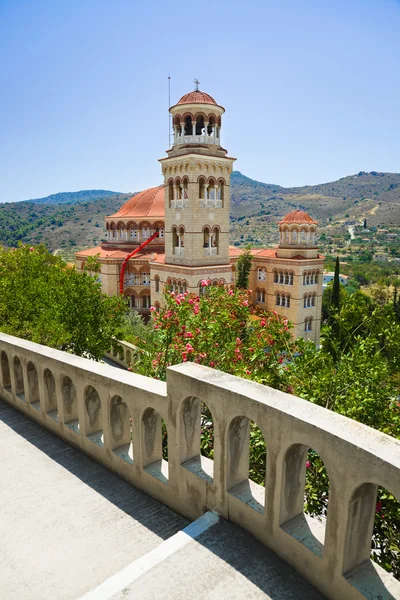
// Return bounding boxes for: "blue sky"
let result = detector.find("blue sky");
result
[1,0,399,203]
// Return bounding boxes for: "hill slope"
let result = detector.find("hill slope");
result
[0,171,399,252]
[21,189,123,205]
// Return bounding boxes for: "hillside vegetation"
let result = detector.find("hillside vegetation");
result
[0,171,399,252]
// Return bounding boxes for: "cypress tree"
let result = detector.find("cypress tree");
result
[237,245,252,289]
[331,256,341,313]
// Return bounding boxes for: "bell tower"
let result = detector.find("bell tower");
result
[159,82,235,271]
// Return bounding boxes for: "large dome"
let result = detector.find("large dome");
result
[279,209,317,225]
[176,90,217,105]
[107,185,165,219]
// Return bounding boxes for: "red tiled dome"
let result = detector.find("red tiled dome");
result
[107,185,165,219]
[279,210,317,225]
[176,90,217,105]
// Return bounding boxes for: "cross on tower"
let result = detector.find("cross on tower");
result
[194,78,200,91]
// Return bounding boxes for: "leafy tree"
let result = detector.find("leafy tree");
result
[236,245,252,289]
[0,245,125,359]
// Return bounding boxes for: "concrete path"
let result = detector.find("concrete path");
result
[0,399,187,600]
[0,399,325,600]
[107,517,326,600]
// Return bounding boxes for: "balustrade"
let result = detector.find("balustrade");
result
[0,332,399,600]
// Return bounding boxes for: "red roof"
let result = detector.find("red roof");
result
[76,246,165,262]
[107,186,164,219]
[279,210,317,225]
[176,90,217,105]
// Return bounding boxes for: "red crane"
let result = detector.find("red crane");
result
[119,230,159,296]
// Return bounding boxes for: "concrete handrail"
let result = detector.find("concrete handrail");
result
[105,340,138,368]
[0,332,399,600]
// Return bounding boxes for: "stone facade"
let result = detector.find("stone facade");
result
[76,87,324,342]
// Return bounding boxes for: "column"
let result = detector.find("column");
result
[213,125,216,143]
[125,227,128,241]
[192,120,196,136]
[204,121,209,141]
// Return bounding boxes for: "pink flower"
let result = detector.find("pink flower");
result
[243,300,249,306]
[29,247,34,252]
[260,320,266,327]
[246,369,251,375]
[287,386,293,394]
[200,279,209,287]
[215,342,219,347]
[184,332,194,338]
[193,305,199,314]
[228,290,234,296]
[306,461,311,469]
[182,352,188,362]
[236,337,241,345]
[150,306,155,312]
[376,502,382,513]
[185,343,194,353]
[209,361,215,367]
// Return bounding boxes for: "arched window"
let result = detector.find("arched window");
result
[128,222,137,240]
[203,226,210,250]
[207,178,216,202]
[142,295,151,309]
[289,271,294,285]
[199,177,206,200]
[175,178,182,200]
[312,293,316,307]
[154,275,160,293]
[273,270,279,283]
[212,227,219,254]
[315,271,319,284]
[217,180,224,206]
[168,180,174,207]
[257,289,265,303]
[275,292,281,306]
[305,317,313,332]
[279,270,284,284]
[286,294,291,308]
[284,271,289,285]
[195,114,205,135]
[184,115,192,136]
[257,267,266,281]
[182,177,189,200]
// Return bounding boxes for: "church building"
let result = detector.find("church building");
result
[76,85,324,343]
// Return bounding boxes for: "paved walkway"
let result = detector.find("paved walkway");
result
[0,399,325,600]
[0,400,187,600]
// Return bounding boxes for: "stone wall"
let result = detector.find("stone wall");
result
[0,332,399,600]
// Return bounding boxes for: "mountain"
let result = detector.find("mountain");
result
[0,171,399,253]
[21,189,123,205]
[229,170,400,247]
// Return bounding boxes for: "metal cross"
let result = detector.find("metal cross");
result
[194,78,200,91]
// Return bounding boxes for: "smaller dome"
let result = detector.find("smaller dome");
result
[176,90,217,105]
[279,210,317,225]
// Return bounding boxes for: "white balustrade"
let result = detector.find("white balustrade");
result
[0,333,399,600]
